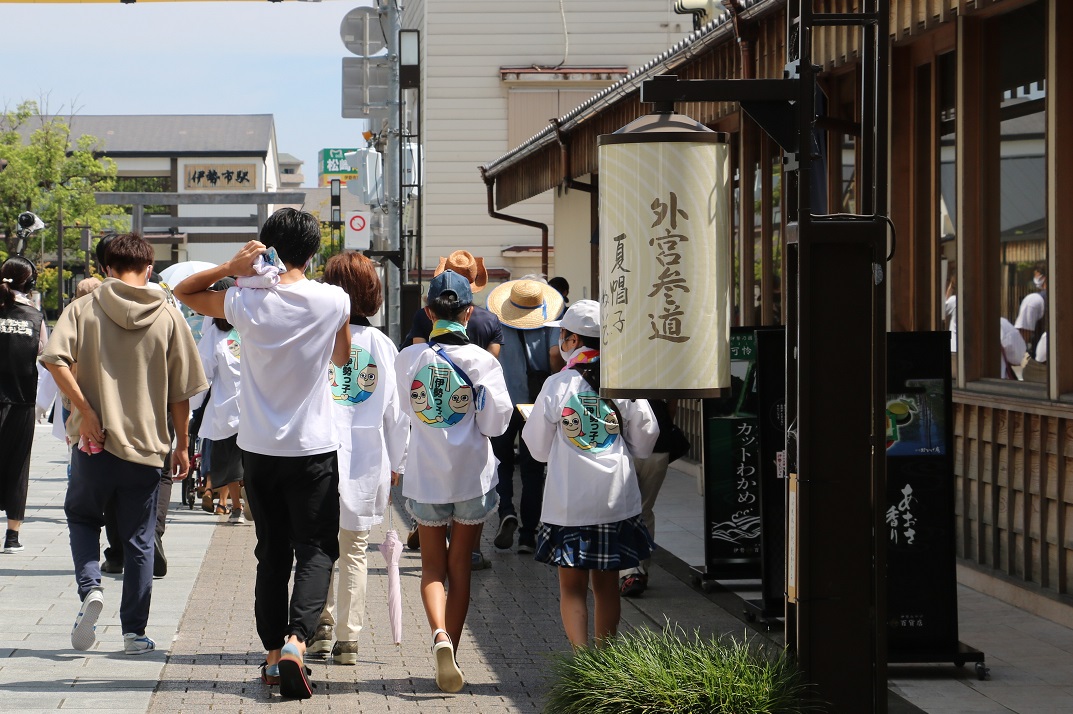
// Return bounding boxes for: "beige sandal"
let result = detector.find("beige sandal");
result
[431,629,464,693]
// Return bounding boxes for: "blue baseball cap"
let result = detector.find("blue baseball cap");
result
[427,269,473,305]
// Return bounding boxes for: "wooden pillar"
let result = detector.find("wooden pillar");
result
[956,15,989,385]
[1049,0,1073,398]
[739,117,757,326]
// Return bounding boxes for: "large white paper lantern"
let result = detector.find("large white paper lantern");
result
[598,111,731,398]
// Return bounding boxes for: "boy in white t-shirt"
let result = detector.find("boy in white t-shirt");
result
[174,208,351,700]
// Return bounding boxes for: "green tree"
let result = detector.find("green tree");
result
[0,100,120,306]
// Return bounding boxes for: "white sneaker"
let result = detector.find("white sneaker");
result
[71,587,105,651]
[123,632,156,655]
[229,508,246,525]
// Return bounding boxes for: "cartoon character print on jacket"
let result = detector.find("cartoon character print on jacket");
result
[560,390,619,453]
[330,345,378,405]
[409,363,472,428]
[226,329,242,360]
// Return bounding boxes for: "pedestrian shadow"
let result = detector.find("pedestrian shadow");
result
[0,568,75,578]
[1,676,160,692]
[154,673,516,701]
[4,649,86,663]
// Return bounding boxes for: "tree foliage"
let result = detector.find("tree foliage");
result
[0,100,120,286]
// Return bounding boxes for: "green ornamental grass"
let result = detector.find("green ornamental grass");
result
[543,625,816,714]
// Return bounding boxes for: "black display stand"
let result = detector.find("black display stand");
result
[743,328,787,629]
[693,328,764,590]
[885,331,987,680]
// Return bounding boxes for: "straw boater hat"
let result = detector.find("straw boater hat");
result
[434,250,488,293]
[486,278,566,330]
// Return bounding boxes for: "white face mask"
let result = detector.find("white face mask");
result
[1033,275,1045,289]
[559,333,584,365]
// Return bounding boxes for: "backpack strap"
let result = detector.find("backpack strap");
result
[428,343,474,388]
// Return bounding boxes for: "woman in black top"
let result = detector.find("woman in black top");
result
[0,256,45,554]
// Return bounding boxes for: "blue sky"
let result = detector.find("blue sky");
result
[0,0,371,186]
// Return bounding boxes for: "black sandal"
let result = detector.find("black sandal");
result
[278,653,313,699]
[259,661,279,686]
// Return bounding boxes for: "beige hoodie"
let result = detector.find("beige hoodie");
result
[40,278,208,468]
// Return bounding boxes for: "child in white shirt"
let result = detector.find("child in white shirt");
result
[522,300,659,648]
[309,252,409,665]
[395,270,511,692]
[193,277,245,521]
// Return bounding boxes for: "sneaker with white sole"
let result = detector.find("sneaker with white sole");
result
[493,514,518,550]
[71,587,105,651]
[4,529,24,553]
[307,623,333,655]
[229,507,246,525]
[123,632,156,655]
[332,640,359,665]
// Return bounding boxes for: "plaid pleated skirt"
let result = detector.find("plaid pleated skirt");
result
[534,515,655,570]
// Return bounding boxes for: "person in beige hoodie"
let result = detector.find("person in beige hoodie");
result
[40,233,207,656]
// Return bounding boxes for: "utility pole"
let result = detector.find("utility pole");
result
[57,205,64,312]
[340,0,402,342]
[381,0,402,343]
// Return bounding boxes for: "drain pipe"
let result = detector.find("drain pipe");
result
[551,117,599,296]
[480,166,550,278]
[722,0,754,79]
[552,118,593,195]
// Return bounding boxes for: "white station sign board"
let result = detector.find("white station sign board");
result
[344,211,372,250]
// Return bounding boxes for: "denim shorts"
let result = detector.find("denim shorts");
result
[406,489,498,527]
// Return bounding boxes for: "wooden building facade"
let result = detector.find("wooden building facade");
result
[480,0,1073,608]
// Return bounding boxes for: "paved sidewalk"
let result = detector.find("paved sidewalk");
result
[146,495,746,712]
[0,425,215,712]
[7,427,1073,712]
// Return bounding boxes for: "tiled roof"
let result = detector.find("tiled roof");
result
[22,114,275,156]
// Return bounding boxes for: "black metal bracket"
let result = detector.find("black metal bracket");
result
[364,249,404,269]
[640,74,805,155]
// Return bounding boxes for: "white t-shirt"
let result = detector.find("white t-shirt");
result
[1014,292,1045,333]
[395,339,512,505]
[944,295,957,353]
[333,324,410,531]
[1000,317,1026,379]
[224,280,349,456]
[522,368,659,527]
[194,322,242,441]
[1036,332,1048,363]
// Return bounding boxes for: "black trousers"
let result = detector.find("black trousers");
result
[242,449,340,650]
[0,403,35,522]
[492,409,546,539]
